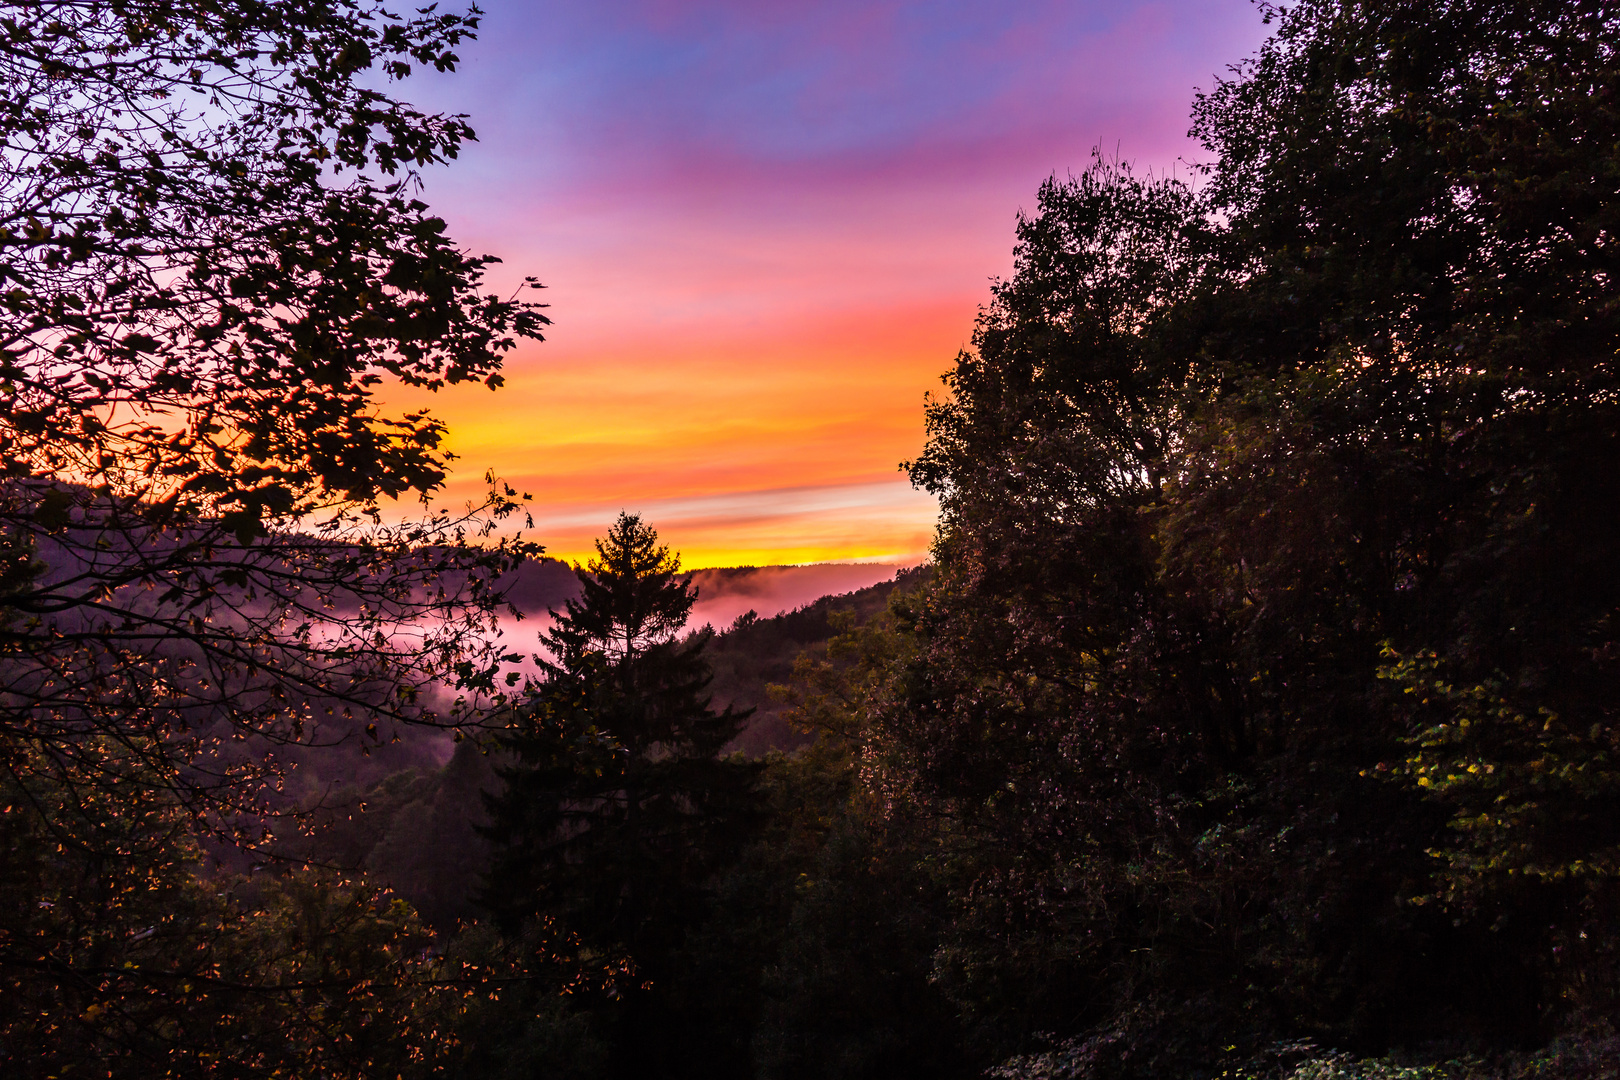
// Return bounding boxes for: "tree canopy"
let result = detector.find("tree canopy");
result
[0,0,548,839]
[0,0,552,1070]
[883,0,1620,1068]
[483,514,760,949]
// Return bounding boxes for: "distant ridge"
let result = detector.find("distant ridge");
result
[707,565,931,756]
[493,557,913,628]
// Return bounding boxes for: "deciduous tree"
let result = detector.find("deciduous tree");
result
[883,0,1620,1067]
[0,0,552,1069]
[0,0,548,840]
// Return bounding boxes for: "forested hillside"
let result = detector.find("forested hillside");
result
[5,0,1618,1077]
[707,566,925,754]
[275,566,918,929]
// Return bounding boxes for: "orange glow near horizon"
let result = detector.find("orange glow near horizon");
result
[389,297,964,567]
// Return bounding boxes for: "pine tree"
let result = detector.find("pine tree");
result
[481,513,762,962]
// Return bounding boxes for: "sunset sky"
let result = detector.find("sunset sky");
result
[393,0,1268,567]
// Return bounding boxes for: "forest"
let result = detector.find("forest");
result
[2,0,1618,1077]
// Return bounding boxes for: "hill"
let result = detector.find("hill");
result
[705,566,927,755]
[277,565,925,930]
[490,556,909,624]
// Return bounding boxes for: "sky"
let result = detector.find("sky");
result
[388,0,1270,568]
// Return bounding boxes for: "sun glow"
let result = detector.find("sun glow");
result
[390,298,960,567]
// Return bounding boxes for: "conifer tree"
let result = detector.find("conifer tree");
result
[481,513,762,962]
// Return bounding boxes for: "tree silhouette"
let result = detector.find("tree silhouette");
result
[880,0,1620,1066]
[0,0,552,1068]
[482,513,762,960]
[0,0,548,844]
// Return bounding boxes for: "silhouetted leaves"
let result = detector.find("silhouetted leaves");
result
[0,0,552,1071]
[876,0,1620,1070]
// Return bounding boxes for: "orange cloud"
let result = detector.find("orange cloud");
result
[385,296,963,566]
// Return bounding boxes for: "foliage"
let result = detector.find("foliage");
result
[1,0,546,513]
[0,0,552,1069]
[482,514,761,945]
[1,756,458,1078]
[748,594,977,1080]
[992,1038,1620,1080]
[871,0,1620,1070]
[1379,648,1620,900]
[271,735,501,933]
[0,0,548,846]
[260,567,955,1079]
[705,566,921,755]
[481,513,763,1077]
[0,742,633,1077]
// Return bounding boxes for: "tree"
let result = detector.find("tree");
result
[481,513,762,1078]
[891,156,1267,1064]
[0,0,553,1069]
[1180,0,1620,1029]
[0,740,463,1078]
[876,0,1620,1068]
[0,0,548,841]
[483,513,760,946]
[747,583,978,1080]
